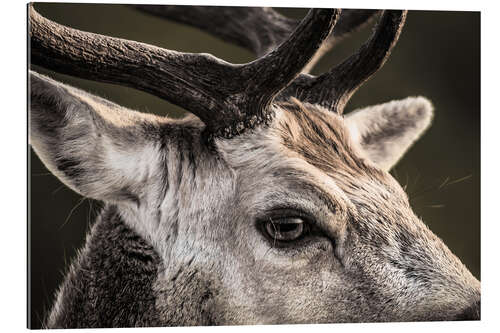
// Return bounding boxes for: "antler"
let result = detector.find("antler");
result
[134,6,377,73]
[134,6,406,115]
[281,10,407,114]
[29,4,340,138]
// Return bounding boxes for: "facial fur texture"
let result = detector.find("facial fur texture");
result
[32,73,480,326]
[214,100,479,323]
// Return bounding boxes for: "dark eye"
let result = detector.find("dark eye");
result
[263,217,307,242]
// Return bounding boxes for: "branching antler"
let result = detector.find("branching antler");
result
[29,4,339,138]
[30,4,406,138]
[134,6,406,114]
[134,5,377,73]
[282,10,407,114]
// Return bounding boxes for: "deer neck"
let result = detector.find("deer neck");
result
[45,204,218,328]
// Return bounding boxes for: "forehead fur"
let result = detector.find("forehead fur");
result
[275,99,386,181]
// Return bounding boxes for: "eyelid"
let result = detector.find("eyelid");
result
[273,217,304,224]
[262,208,314,224]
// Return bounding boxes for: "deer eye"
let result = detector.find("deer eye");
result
[263,217,307,242]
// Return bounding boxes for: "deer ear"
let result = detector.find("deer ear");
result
[345,97,434,171]
[29,71,164,204]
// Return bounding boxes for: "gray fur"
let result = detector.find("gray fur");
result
[30,72,480,327]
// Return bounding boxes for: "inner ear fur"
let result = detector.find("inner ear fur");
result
[29,71,166,203]
[345,97,434,171]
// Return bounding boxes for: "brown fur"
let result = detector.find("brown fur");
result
[277,98,385,179]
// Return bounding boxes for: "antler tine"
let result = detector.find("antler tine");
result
[29,4,338,139]
[241,10,339,117]
[134,6,376,73]
[280,10,407,114]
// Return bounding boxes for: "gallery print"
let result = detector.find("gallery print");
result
[28,3,480,328]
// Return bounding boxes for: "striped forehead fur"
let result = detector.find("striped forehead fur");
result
[275,98,386,181]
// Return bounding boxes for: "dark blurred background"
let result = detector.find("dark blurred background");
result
[28,3,480,329]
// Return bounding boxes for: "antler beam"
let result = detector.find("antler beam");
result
[135,6,296,58]
[29,4,339,138]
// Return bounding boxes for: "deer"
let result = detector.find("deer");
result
[28,4,480,328]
